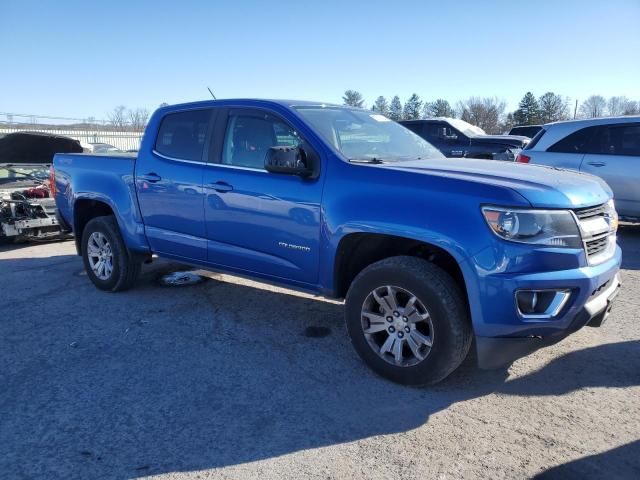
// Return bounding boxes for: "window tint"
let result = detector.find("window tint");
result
[548,126,598,154]
[155,109,211,161]
[402,123,423,135]
[593,124,640,156]
[524,127,546,150]
[424,123,460,141]
[510,126,542,138]
[221,112,302,169]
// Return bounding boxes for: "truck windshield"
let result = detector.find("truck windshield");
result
[0,165,49,184]
[294,106,444,162]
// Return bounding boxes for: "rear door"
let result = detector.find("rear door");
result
[135,108,213,261]
[581,123,640,218]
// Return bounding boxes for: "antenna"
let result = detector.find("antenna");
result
[207,87,217,100]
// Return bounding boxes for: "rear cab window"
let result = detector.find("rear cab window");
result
[155,109,212,161]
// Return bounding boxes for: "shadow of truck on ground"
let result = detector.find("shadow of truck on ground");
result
[0,252,638,478]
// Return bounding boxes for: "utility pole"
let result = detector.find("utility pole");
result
[573,99,578,119]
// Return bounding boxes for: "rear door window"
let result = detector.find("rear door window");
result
[155,109,211,161]
[594,124,640,156]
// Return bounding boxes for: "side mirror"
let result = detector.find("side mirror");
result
[265,146,313,177]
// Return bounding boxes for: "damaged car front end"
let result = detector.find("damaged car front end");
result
[0,132,82,242]
[0,164,64,241]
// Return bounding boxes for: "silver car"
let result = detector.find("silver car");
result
[517,116,640,220]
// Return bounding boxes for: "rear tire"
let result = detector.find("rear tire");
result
[345,256,472,385]
[81,215,141,292]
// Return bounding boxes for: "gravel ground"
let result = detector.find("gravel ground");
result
[1,228,639,479]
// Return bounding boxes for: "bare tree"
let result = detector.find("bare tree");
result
[579,95,607,118]
[108,105,127,129]
[128,108,150,130]
[623,100,640,115]
[607,96,629,116]
[456,97,506,134]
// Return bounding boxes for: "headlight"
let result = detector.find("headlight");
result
[605,199,619,232]
[482,207,582,248]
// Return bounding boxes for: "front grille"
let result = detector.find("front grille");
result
[574,204,606,221]
[572,203,613,264]
[585,233,609,257]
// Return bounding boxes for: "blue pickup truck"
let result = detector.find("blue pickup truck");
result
[52,99,622,385]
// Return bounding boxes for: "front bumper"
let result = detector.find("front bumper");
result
[476,273,621,368]
[465,240,621,368]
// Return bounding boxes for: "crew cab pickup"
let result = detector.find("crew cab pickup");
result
[401,117,529,161]
[53,100,622,385]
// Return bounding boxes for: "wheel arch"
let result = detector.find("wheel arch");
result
[73,198,116,255]
[332,232,470,307]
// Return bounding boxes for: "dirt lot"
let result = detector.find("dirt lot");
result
[1,229,639,479]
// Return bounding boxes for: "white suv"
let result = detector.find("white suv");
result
[517,116,640,220]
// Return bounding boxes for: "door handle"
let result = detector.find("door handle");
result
[139,172,162,183]
[211,181,233,193]
[586,161,606,167]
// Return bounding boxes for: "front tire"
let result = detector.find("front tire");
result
[345,256,472,385]
[81,215,141,292]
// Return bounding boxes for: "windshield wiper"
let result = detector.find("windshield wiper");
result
[349,157,384,164]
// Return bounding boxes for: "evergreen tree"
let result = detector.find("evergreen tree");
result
[423,98,455,118]
[403,93,423,120]
[388,96,403,121]
[342,89,365,108]
[513,92,541,125]
[372,96,389,116]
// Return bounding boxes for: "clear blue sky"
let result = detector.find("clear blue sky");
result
[2,0,639,120]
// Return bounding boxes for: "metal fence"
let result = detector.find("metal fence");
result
[0,123,145,152]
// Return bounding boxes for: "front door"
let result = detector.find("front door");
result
[135,108,213,261]
[202,108,324,285]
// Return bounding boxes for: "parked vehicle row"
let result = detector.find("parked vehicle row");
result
[53,99,621,385]
[517,116,640,220]
[401,118,529,161]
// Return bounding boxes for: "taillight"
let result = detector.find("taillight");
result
[49,167,57,197]
[516,153,531,163]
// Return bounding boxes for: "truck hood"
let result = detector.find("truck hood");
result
[386,158,612,209]
[469,134,529,148]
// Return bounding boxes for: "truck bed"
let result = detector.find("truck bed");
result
[53,152,142,249]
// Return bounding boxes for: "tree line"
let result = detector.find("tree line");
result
[107,105,152,130]
[342,90,640,134]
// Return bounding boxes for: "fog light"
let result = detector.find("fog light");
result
[516,290,571,319]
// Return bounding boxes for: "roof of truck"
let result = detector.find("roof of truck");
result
[157,98,349,112]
